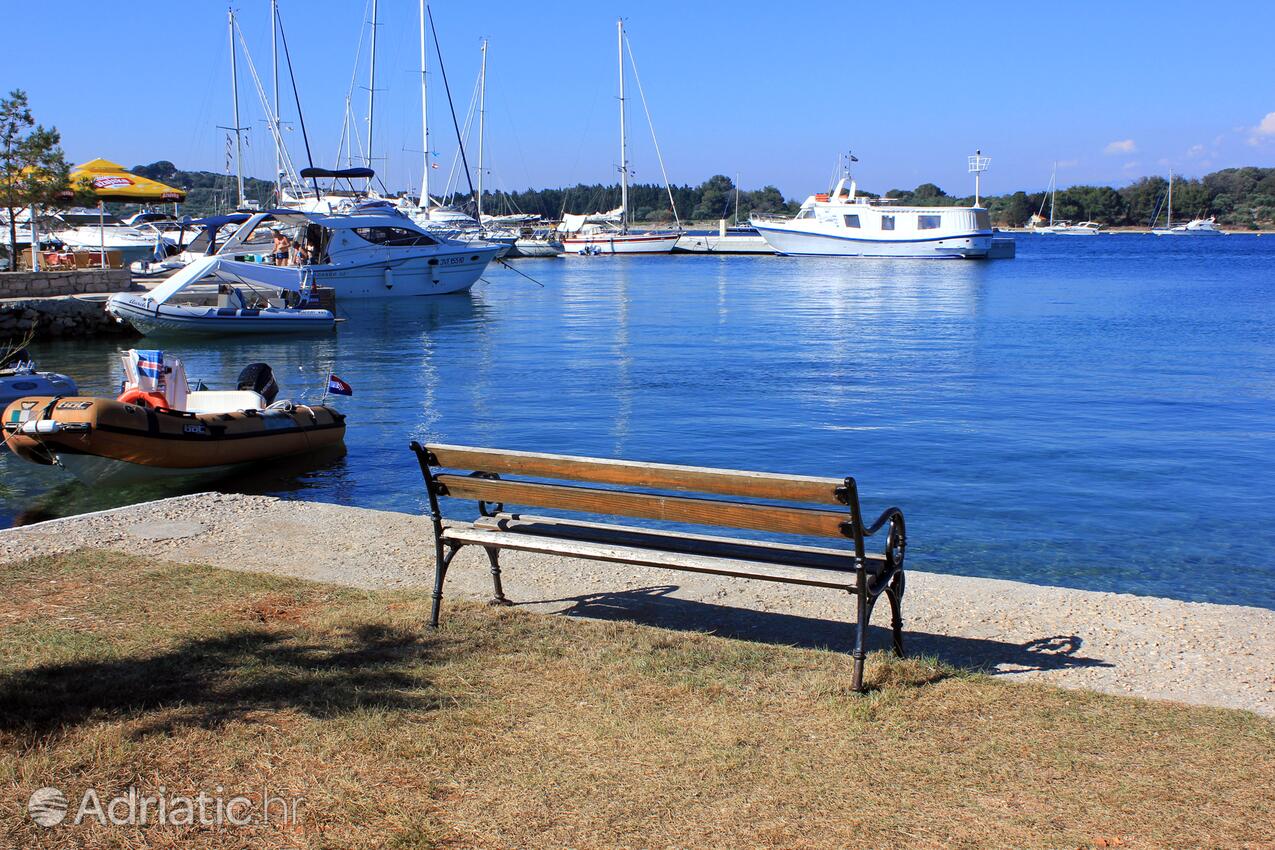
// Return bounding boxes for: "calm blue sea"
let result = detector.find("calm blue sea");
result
[4,234,1273,607]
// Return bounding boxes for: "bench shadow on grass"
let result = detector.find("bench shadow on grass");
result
[0,622,454,739]
[525,585,1113,677]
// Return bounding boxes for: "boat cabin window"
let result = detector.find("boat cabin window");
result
[880,215,895,231]
[918,215,942,230]
[796,208,815,220]
[842,214,860,228]
[352,226,437,247]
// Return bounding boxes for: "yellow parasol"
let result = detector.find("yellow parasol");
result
[69,158,187,203]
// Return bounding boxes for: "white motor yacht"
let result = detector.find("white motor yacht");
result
[1158,216,1224,236]
[213,206,499,297]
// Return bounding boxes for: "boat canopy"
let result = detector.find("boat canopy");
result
[299,167,375,180]
[145,255,306,305]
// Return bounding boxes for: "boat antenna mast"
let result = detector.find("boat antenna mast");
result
[968,149,990,207]
[221,6,246,209]
[271,0,280,205]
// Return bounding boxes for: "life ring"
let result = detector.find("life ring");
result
[117,389,170,411]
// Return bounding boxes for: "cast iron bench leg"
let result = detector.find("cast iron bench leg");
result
[485,546,512,606]
[886,570,906,657]
[430,544,461,628]
[851,569,869,692]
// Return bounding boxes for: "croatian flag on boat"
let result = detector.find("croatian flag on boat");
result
[327,374,353,396]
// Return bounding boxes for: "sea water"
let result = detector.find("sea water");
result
[4,234,1273,608]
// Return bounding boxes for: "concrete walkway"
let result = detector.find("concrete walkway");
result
[3,492,1271,716]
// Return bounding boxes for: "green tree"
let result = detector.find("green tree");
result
[1,90,75,263]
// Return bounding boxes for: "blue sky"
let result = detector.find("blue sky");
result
[7,0,1275,199]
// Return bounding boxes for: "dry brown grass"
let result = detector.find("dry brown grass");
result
[0,550,1272,849]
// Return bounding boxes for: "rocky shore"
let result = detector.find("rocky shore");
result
[0,293,137,340]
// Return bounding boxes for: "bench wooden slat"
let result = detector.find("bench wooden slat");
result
[440,526,859,590]
[435,474,850,538]
[426,443,846,505]
[470,513,884,573]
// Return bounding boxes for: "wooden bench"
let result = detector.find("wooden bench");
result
[409,442,907,691]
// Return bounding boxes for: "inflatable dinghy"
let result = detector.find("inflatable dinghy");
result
[3,350,345,485]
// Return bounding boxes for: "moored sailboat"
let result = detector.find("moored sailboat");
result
[560,19,681,255]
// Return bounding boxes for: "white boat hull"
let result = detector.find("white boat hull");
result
[106,293,335,336]
[308,249,499,297]
[508,239,564,257]
[673,233,774,254]
[754,224,992,258]
[562,233,680,254]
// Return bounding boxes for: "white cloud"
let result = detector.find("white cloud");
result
[1247,112,1275,146]
[1186,144,1206,158]
[1122,160,1141,171]
[1104,139,1137,155]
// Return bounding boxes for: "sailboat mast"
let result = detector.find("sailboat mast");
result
[734,172,740,226]
[270,0,280,204]
[1167,169,1174,228]
[228,7,245,208]
[1049,162,1056,227]
[617,17,628,233]
[365,0,378,177]
[477,39,487,219]
[419,0,429,210]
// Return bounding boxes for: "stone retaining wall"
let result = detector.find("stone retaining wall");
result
[0,296,138,341]
[0,269,131,299]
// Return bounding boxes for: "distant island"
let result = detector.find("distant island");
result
[127,161,1275,229]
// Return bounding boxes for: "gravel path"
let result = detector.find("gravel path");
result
[3,492,1271,716]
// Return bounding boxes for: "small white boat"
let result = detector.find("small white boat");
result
[508,226,564,258]
[0,350,78,407]
[1036,220,1102,235]
[107,255,335,336]
[675,222,774,254]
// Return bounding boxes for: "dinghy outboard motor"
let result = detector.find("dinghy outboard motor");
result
[237,363,279,406]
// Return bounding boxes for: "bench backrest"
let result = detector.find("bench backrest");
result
[411,442,875,548]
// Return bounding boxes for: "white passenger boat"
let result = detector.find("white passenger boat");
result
[106,256,335,336]
[212,204,498,298]
[751,173,992,258]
